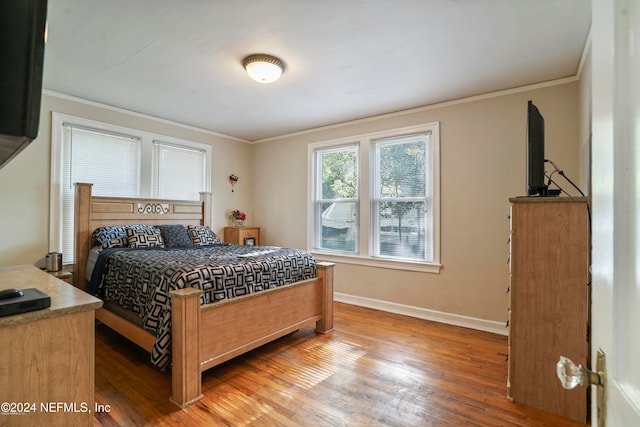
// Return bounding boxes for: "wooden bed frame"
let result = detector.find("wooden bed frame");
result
[72,183,334,408]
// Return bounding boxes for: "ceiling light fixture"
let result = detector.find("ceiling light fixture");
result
[242,54,285,84]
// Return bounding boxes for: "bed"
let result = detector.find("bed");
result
[72,182,335,408]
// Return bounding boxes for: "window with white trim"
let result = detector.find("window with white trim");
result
[50,113,211,264]
[310,123,440,271]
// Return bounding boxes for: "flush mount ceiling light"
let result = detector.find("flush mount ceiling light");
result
[242,54,285,83]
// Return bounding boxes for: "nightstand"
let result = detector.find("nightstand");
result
[224,226,260,246]
[47,268,73,284]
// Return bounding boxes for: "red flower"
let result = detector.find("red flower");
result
[231,210,246,220]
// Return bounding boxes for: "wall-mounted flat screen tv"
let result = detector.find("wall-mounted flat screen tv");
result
[0,0,48,170]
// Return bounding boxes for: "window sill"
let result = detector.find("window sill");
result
[309,251,442,274]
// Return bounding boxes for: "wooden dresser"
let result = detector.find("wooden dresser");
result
[507,197,590,422]
[0,265,103,427]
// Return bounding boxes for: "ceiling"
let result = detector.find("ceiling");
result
[43,0,591,142]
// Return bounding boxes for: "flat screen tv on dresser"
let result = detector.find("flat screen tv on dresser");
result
[526,100,547,196]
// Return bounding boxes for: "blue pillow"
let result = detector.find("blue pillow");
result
[156,225,193,248]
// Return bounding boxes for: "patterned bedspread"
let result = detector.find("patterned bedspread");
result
[89,244,316,369]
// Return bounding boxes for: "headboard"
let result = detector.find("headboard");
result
[73,182,212,291]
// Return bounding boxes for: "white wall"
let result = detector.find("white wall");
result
[252,81,582,327]
[0,92,253,267]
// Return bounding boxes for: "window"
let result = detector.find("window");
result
[153,141,206,200]
[50,113,211,263]
[58,125,141,263]
[314,145,359,253]
[372,133,432,261]
[309,123,440,272]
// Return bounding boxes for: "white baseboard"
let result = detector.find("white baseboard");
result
[334,292,508,336]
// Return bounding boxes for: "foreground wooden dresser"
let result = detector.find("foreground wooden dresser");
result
[0,265,103,427]
[507,197,589,423]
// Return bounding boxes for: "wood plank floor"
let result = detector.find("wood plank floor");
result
[93,302,588,426]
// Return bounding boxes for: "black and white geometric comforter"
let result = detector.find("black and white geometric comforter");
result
[89,244,316,370]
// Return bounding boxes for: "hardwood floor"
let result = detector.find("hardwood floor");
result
[93,302,588,426]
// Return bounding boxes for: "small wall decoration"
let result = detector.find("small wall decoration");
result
[228,174,239,192]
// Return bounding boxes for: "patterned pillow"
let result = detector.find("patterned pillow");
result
[92,226,128,249]
[187,225,221,246]
[126,227,165,248]
[156,225,193,248]
[92,224,155,249]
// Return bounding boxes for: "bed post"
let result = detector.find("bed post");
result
[73,183,93,291]
[169,287,204,408]
[199,191,212,227]
[315,262,335,333]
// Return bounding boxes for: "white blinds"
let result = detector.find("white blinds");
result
[61,124,141,263]
[153,141,205,200]
[373,132,432,261]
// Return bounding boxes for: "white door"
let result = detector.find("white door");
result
[591,0,640,425]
